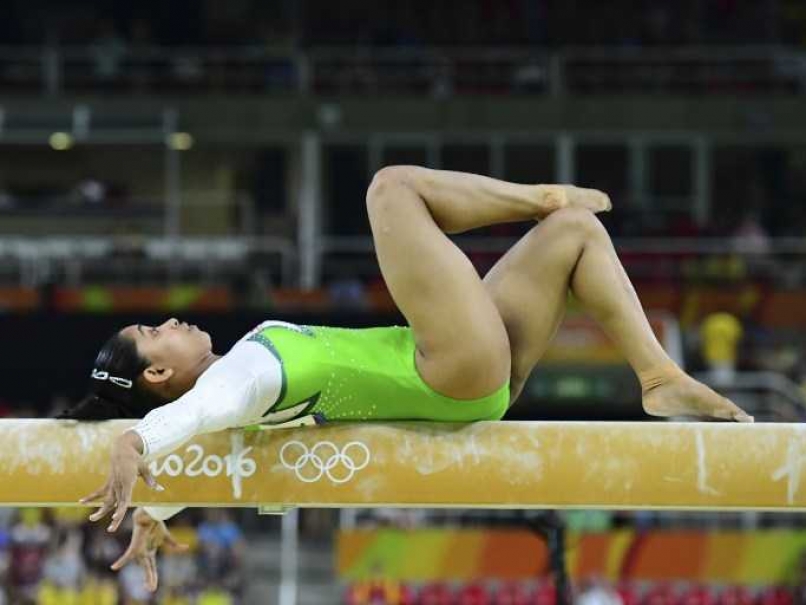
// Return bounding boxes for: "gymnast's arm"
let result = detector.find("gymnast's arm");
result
[127,370,258,522]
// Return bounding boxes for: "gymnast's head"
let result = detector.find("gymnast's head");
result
[59,318,214,420]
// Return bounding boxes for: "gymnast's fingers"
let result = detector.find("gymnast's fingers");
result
[108,482,134,532]
[108,496,130,532]
[138,461,164,493]
[79,484,109,505]
[143,554,159,592]
[162,527,190,554]
[88,496,115,522]
[110,542,138,571]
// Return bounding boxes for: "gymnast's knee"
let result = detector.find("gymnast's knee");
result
[366,165,418,206]
[540,206,609,241]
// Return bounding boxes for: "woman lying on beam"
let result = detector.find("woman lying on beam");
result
[68,166,753,590]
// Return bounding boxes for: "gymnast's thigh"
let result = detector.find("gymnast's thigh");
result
[366,171,511,400]
[483,217,583,398]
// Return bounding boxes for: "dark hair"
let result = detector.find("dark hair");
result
[57,332,167,420]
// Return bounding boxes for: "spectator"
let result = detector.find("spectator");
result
[196,510,245,595]
[161,587,193,605]
[159,515,198,594]
[78,573,118,605]
[0,496,14,534]
[0,528,8,605]
[71,178,108,207]
[118,562,151,604]
[82,522,126,602]
[196,585,235,605]
[90,19,128,81]
[39,526,85,599]
[699,312,743,385]
[0,183,15,211]
[8,509,51,603]
[732,211,774,278]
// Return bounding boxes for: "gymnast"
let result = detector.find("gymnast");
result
[69,167,752,590]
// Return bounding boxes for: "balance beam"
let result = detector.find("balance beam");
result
[1,420,804,511]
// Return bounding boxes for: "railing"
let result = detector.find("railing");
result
[1,235,805,288]
[324,235,806,255]
[0,46,308,95]
[321,235,806,283]
[1,45,805,96]
[0,190,261,238]
[0,236,297,287]
[693,371,806,422]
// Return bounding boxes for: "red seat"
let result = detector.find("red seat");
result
[643,583,676,605]
[717,586,753,605]
[344,583,367,605]
[681,585,716,605]
[494,582,530,605]
[617,582,641,605]
[532,582,556,605]
[397,583,417,605]
[457,583,492,605]
[344,580,417,605]
[419,582,455,605]
[757,587,794,605]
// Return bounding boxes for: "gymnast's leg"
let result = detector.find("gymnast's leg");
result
[365,166,610,400]
[484,207,752,422]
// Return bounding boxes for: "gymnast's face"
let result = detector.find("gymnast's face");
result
[120,318,212,387]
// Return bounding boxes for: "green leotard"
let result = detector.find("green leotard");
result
[248,323,510,423]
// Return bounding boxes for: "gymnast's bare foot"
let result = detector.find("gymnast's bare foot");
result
[642,373,754,422]
[534,184,612,219]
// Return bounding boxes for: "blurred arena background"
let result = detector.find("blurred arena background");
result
[1,0,806,603]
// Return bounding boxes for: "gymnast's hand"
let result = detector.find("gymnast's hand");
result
[110,507,189,592]
[80,431,164,532]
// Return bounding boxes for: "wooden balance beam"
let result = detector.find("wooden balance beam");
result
[0,419,804,511]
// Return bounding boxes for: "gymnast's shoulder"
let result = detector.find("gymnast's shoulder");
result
[188,335,283,405]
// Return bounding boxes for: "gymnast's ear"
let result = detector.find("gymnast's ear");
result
[142,365,175,385]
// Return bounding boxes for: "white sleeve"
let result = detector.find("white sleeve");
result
[130,368,256,461]
[142,505,185,522]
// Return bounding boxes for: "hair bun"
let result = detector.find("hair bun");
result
[55,394,126,421]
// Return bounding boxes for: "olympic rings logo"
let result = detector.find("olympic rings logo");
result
[279,440,371,484]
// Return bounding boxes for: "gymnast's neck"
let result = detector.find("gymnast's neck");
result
[162,351,221,401]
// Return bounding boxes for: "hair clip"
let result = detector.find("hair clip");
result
[91,369,134,390]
